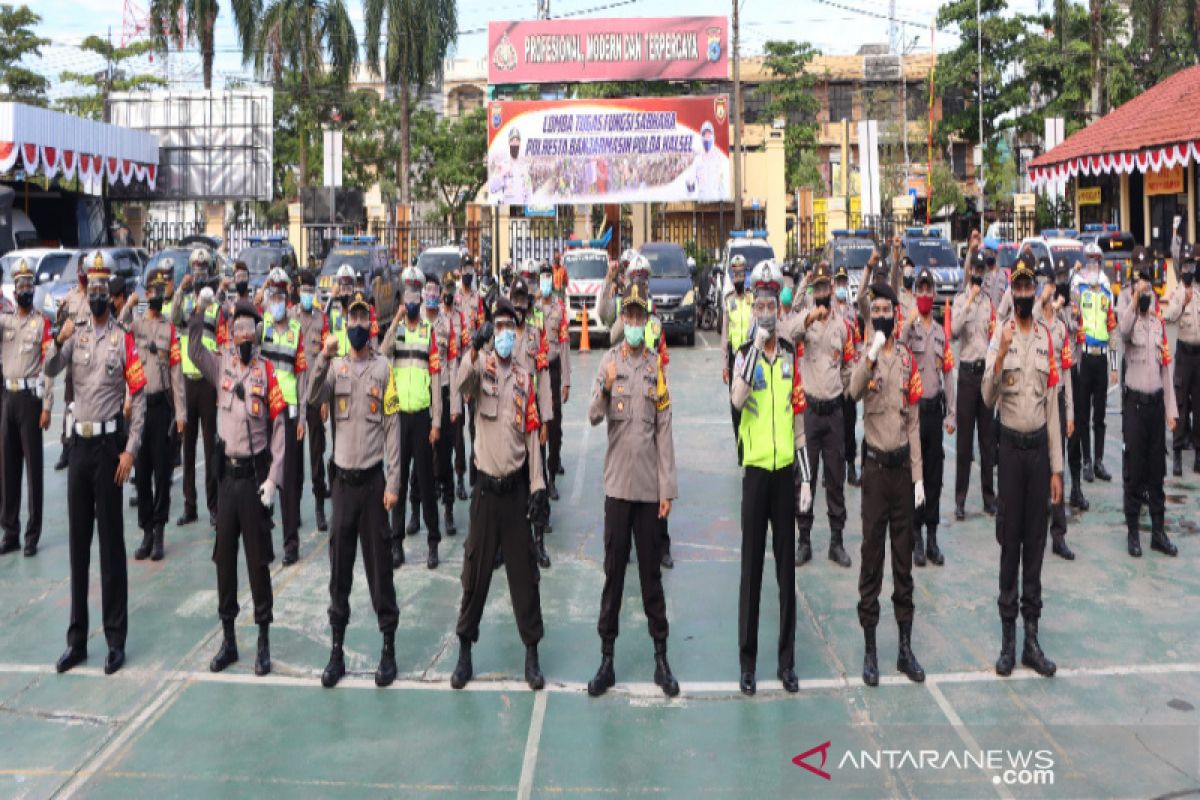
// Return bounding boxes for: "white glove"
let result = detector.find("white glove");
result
[753,322,770,350]
[914,480,925,509]
[258,479,276,508]
[199,286,215,305]
[868,330,886,361]
[799,482,813,514]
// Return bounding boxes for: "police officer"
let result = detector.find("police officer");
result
[585,280,680,699]
[52,253,92,472]
[425,271,460,539]
[835,264,863,487]
[1165,243,1200,476]
[384,266,444,568]
[227,261,253,313]
[294,270,330,531]
[0,258,53,557]
[982,253,1061,678]
[189,298,286,677]
[327,264,378,354]
[310,291,401,688]
[46,251,146,675]
[786,262,855,567]
[449,296,549,692]
[951,250,998,519]
[850,282,926,686]
[721,254,752,449]
[900,268,955,566]
[1041,261,1076,560]
[130,268,186,561]
[457,258,485,489]
[445,270,471,501]
[1073,244,1117,490]
[535,260,571,500]
[173,249,225,528]
[1119,269,1179,558]
[260,268,308,565]
[731,261,804,695]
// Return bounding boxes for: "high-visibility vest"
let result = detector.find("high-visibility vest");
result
[260,311,303,405]
[726,293,752,350]
[737,341,798,471]
[1079,286,1112,346]
[180,297,220,379]
[390,320,433,413]
[328,306,350,356]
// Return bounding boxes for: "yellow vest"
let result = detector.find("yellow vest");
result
[260,312,303,405]
[726,293,752,350]
[737,342,797,471]
[390,320,433,413]
[180,298,220,379]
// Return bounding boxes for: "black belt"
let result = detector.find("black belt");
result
[863,443,910,468]
[998,423,1047,450]
[918,392,945,412]
[1082,345,1109,357]
[1125,388,1164,406]
[145,391,171,408]
[959,359,985,375]
[332,461,381,487]
[808,396,841,416]
[1179,341,1200,355]
[478,468,526,496]
[223,452,269,480]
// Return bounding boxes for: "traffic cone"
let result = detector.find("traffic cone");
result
[579,307,591,352]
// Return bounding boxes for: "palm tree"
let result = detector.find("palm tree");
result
[363,0,457,204]
[149,0,235,89]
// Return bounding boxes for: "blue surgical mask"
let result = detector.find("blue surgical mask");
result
[835,286,848,302]
[780,286,794,308]
[424,294,439,310]
[268,301,286,320]
[539,276,553,296]
[624,324,645,348]
[300,293,314,311]
[494,328,516,359]
[347,324,371,352]
[405,302,421,320]
[703,138,713,152]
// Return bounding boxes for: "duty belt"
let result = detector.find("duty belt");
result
[1125,387,1164,407]
[4,377,38,393]
[478,468,526,496]
[332,461,381,487]
[1179,341,1200,355]
[223,452,269,480]
[959,359,985,375]
[863,443,910,468]
[1083,345,1109,356]
[74,419,122,438]
[918,392,945,412]
[998,423,1047,450]
[807,396,842,416]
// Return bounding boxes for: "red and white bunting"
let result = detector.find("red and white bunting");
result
[1031,140,1200,187]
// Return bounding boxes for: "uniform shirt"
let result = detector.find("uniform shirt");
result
[720,291,753,374]
[900,313,956,426]
[457,348,545,490]
[186,311,287,488]
[456,288,484,339]
[1045,308,1074,426]
[951,287,996,363]
[510,321,554,425]
[130,312,186,427]
[982,319,1063,474]
[588,341,677,503]
[292,305,330,403]
[1164,284,1200,345]
[309,349,401,493]
[46,316,147,457]
[427,309,460,394]
[982,268,1008,308]
[0,308,54,411]
[1119,301,1178,418]
[784,305,855,402]
[60,284,91,326]
[538,295,572,389]
[849,343,923,482]
[895,289,917,340]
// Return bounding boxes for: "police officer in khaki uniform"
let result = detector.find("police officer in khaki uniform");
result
[310,291,402,688]
[585,281,679,698]
[0,258,53,557]
[52,253,92,472]
[850,283,926,687]
[189,298,287,677]
[293,270,330,531]
[1165,243,1200,475]
[951,251,998,519]
[427,271,460,539]
[450,296,549,692]
[900,268,955,566]
[1042,261,1076,560]
[982,253,1061,679]
[46,252,147,675]
[1119,268,1179,558]
[536,260,571,500]
[456,258,485,489]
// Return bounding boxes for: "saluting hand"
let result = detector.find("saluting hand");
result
[998,319,1015,356]
[57,319,76,346]
[322,334,338,359]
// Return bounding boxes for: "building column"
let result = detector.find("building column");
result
[1188,161,1197,244]
[1143,182,1151,248]
[1120,172,1131,233]
[765,128,786,259]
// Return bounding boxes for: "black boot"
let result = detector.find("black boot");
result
[443,502,457,537]
[56,644,87,673]
[795,524,812,566]
[862,626,879,686]
[450,639,473,689]
[176,508,198,526]
[54,442,70,471]
[391,537,405,568]
[405,502,420,537]
[995,618,1016,676]
[1051,532,1075,560]
[828,530,852,568]
[548,477,559,502]
[534,527,551,569]
[210,621,238,672]
[255,624,271,676]
[1021,619,1056,677]
[587,639,616,697]
[456,475,468,501]
[1082,459,1094,482]
[954,503,965,520]
[315,497,328,532]
[427,541,439,569]
[134,528,153,560]
[913,526,926,567]
[660,545,674,570]
[1127,527,1143,558]
[321,627,346,687]
[1069,479,1089,512]
[151,525,164,561]
[1173,449,1183,477]
[0,535,18,555]
[653,639,679,697]
[896,621,925,682]
[525,644,545,691]
[375,632,397,687]
[1150,524,1178,557]
[925,526,943,565]
[1093,460,1112,481]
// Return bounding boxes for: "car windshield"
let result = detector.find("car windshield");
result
[322,249,371,275]
[416,252,461,279]
[832,240,876,270]
[146,248,194,284]
[1051,245,1086,271]
[642,248,690,277]
[238,247,282,274]
[564,252,608,279]
[906,239,958,268]
[729,245,774,270]
[997,247,1020,270]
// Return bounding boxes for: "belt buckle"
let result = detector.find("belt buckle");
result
[81,422,94,437]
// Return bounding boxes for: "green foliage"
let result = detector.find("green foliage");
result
[929,160,966,217]
[0,4,49,106]
[149,0,223,89]
[411,107,488,229]
[759,40,822,193]
[342,89,404,203]
[58,37,166,120]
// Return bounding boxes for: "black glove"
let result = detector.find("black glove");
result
[527,489,550,528]
[473,321,493,352]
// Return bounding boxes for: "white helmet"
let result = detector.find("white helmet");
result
[266,267,291,289]
[619,248,638,268]
[730,253,748,272]
[401,266,424,291]
[189,247,212,272]
[750,259,784,294]
[1084,242,1103,261]
[518,258,539,280]
[625,253,651,283]
[335,263,357,281]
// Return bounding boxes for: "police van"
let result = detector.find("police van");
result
[235,233,298,290]
[720,230,775,298]
[562,243,611,342]
[901,226,962,311]
[319,235,389,305]
[821,228,878,301]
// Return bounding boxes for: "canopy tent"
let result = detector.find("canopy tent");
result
[0,102,159,191]
[1028,65,1200,187]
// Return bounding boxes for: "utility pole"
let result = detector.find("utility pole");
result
[732,0,743,229]
[538,0,549,19]
[977,0,985,232]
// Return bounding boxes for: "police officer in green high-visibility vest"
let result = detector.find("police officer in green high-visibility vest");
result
[722,254,752,456]
[260,268,308,566]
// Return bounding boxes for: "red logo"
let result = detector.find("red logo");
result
[792,741,832,780]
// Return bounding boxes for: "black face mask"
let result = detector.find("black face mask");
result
[872,315,894,340]
[89,296,109,318]
[238,340,254,365]
[733,277,745,295]
[443,294,454,308]
[148,296,164,313]
[510,145,520,159]
[902,274,914,290]
[1184,271,1195,287]
[235,280,249,296]
[1014,295,1035,319]
[814,294,831,309]
[1055,282,1070,303]
[347,324,371,352]
[15,290,33,309]
[971,273,984,287]
[405,302,421,320]
[462,274,474,289]
[1138,293,1152,313]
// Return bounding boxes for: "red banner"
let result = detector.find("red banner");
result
[488,17,728,85]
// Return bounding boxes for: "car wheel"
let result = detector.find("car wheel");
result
[685,331,695,347]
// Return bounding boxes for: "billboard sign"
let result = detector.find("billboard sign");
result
[488,17,727,85]
[487,95,731,206]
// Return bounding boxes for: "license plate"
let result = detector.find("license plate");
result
[661,312,674,322]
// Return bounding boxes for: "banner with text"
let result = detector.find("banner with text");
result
[488,17,727,85]
[487,96,731,206]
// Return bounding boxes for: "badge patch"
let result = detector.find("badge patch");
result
[338,397,348,413]
[252,400,261,415]
[617,401,625,412]
[370,399,379,414]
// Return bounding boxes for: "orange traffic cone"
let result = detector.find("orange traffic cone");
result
[579,306,591,352]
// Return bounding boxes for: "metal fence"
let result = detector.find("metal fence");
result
[225,225,289,257]
[141,220,205,252]
[368,221,486,267]
[508,217,575,265]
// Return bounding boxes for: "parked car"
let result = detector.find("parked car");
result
[720,230,775,299]
[416,245,467,282]
[1,248,74,305]
[562,246,610,343]
[236,233,298,288]
[821,228,878,301]
[639,241,697,346]
[901,226,962,314]
[319,235,390,305]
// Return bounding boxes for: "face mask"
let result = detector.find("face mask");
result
[835,286,848,302]
[238,340,254,365]
[16,290,34,309]
[703,138,713,152]
[424,294,439,310]
[814,294,831,309]
[971,273,984,286]
[300,293,314,310]
[1184,271,1195,287]
[443,294,455,308]
[756,313,776,337]
[902,272,914,290]
[733,277,745,295]
[1138,293,1152,313]
[268,301,286,320]
[872,315,894,340]
[539,276,553,296]
[406,302,421,320]
[235,280,249,296]
[509,145,520,159]
[623,323,645,348]
[89,296,109,318]
[494,328,516,359]
[780,286,793,308]
[462,273,474,289]
[148,296,163,313]
[1055,283,1070,303]
[347,324,371,352]
[916,295,934,316]
[1014,295,1035,319]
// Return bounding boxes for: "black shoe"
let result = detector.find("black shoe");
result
[534,529,551,569]
[777,666,799,693]
[954,505,965,521]
[660,549,674,569]
[995,618,1016,676]
[104,647,125,675]
[254,626,271,676]
[896,621,925,683]
[1194,455,1200,474]
[427,543,439,569]
[375,633,397,687]
[210,622,238,672]
[1093,461,1112,482]
[456,477,468,501]
[56,645,86,673]
[0,536,20,555]
[392,539,405,569]
[322,631,346,688]
[405,509,420,537]
[1082,460,1094,482]
[828,533,852,568]
[150,527,164,561]
[925,529,944,565]
[493,545,504,571]
[846,463,861,487]
[983,499,997,516]
[129,493,139,508]
[443,506,457,537]
[525,645,545,691]
[1069,484,1089,512]
[1173,450,1183,477]
[1021,620,1056,677]
[556,464,565,476]
[282,548,299,566]
[177,510,198,526]
[796,539,812,566]
[913,529,926,568]
[1128,529,1143,558]
[54,447,70,471]
[22,541,37,557]
[862,626,879,687]
[208,513,217,530]
[450,641,473,689]
[1051,536,1075,560]
[315,501,328,532]
[134,529,153,560]
[548,480,559,502]
[587,647,615,697]
[1151,529,1179,557]
[739,671,756,696]
[653,639,679,697]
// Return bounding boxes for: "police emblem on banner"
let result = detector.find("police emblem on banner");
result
[714,96,728,124]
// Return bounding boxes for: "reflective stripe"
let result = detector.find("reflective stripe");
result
[737,349,796,471]
[180,299,219,378]
[261,313,301,404]
[1080,287,1111,345]
[727,295,752,349]
[390,321,433,412]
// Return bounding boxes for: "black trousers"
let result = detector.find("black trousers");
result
[215,472,274,625]
[1067,365,1083,475]
[1,389,43,545]
[454,396,468,479]
[1077,352,1110,464]
[464,398,477,485]
[858,457,915,628]
[328,467,398,633]
[797,405,847,535]
[134,395,173,532]
[300,401,327,501]
[598,497,670,643]
[1173,346,1200,452]
[277,414,300,556]
[843,395,858,469]
[433,387,455,507]
[1123,392,1167,529]
[955,368,996,508]
[914,401,944,531]
[1049,392,1068,540]
[183,376,218,518]
[66,435,126,649]
[739,466,796,672]
[394,409,439,543]
[455,477,543,645]
[547,360,564,474]
[996,431,1050,621]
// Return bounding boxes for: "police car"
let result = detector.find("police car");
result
[901,226,962,309]
[236,233,298,289]
[720,230,775,298]
[821,228,878,301]
[416,244,468,282]
[1020,230,1087,280]
[1078,223,1120,248]
[562,242,610,341]
[1094,230,1140,296]
[319,235,390,304]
